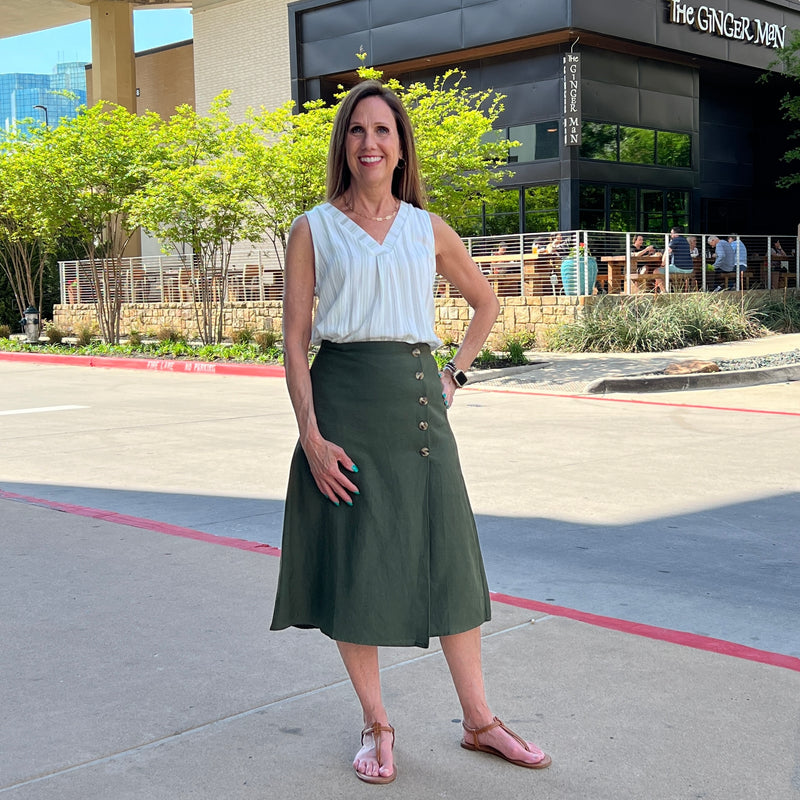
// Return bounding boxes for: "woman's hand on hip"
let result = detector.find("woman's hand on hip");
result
[301,433,359,507]
[441,370,456,409]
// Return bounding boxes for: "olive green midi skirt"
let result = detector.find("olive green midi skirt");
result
[270,340,491,647]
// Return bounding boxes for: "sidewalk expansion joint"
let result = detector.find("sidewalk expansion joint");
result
[0,621,538,793]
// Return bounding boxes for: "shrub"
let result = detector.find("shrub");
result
[74,323,95,346]
[157,325,183,343]
[254,329,281,350]
[45,323,65,344]
[231,326,255,345]
[0,324,10,339]
[502,332,532,365]
[127,330,143,347]
[745,291,800,333]
[474,347,497,367]
[544,294,764,353]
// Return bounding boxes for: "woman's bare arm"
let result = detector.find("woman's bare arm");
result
[431,214,500,405]
[283,215,358,505]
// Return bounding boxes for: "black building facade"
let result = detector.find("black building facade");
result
[288,0,800,235]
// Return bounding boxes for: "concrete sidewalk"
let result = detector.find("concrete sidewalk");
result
[471,331,800,394]
[2,495,799,800]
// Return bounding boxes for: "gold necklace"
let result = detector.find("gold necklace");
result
[343,195,400,222]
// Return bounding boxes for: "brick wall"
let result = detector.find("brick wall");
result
[193,0,292,120]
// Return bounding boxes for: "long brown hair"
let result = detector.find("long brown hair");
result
[326,79,426,209]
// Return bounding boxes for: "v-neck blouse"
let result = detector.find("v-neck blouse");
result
[305,201,441,348]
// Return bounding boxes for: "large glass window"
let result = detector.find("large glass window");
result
[580,122,617,161]
[484,189,521,236]
[665,190,690,230]
[579,184,606,230]
[579,183,691,231]
[657,131,691,168]
[490,122,559,164]
[452,184,560,236]
[581,122,692,169]
[609,187,637,232]
[620,127,655,165]
[524,184,559,231]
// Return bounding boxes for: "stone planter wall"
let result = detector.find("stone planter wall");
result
[52,296,586,345]
[50,289,795,345]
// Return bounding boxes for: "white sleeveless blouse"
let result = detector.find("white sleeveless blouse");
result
[305,201,441,348]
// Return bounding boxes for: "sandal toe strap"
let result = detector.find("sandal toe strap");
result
[360,722,396,761]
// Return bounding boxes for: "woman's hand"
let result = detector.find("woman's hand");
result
[301,433,360,507]
[440,369,457,409]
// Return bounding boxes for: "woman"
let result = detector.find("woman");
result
[270,80,551,784]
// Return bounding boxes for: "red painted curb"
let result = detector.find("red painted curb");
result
[2,488,798,673]
[0,489,282,556]
[490,591,800,673]
[0,350,285,378]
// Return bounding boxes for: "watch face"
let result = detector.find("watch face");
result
[454,370,468,387]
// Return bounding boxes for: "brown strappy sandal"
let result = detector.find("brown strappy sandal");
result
[355,722,397,784]
[461,716,551,769]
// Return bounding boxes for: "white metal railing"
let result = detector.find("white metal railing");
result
[58,233,800,304]
[450,231,800,296]
[58,248,283,305]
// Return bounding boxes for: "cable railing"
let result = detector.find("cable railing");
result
[58,248,283,305]
[447,231,800,297]
[58,232,800,305]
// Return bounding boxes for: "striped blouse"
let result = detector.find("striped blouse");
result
[305,201,441,348]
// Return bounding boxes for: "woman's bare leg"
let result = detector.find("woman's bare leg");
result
[336,642,395,780]
[440,627,549,765]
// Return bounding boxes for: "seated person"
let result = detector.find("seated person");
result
[771,239,789,270]
[728,235,748,279]
[688,236,699,257]
[545,232,570,259]
[654,226,695,292]
[630,235,663,288]
[707,234,735,290]
[489,241,518,296]
[630,233,660,258]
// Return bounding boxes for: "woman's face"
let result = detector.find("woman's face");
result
[633,235,644,248]
[345,96,402,192]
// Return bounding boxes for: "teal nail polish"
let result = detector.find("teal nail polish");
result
[332,500,340,507]
[354,489,361,495]
[351,464,359,473]
[345,500,353,507]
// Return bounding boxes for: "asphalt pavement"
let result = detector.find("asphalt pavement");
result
[1,335,799,799]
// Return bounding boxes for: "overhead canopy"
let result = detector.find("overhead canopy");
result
[0,0,189,40]
[1,0,191,111]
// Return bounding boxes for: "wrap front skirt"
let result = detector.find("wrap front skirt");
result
[270,340,491,647]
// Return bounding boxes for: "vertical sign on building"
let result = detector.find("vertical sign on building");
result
[562,53,581,146]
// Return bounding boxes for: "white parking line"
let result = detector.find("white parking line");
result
[0,405,88,416]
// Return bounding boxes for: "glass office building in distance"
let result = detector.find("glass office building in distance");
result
[0,61,87,132]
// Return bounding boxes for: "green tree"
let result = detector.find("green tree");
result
[130,93,270,344]
[41,102,161,343]
[0,124,58,325]
[770,29,800,188]
[245,98,334,263]
[245,57,514,256]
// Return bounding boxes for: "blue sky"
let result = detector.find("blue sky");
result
[0,8,193,75]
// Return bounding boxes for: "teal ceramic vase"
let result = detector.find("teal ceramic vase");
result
[560,256,598,295]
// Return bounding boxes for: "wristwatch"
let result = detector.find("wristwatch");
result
[443,361,468,387]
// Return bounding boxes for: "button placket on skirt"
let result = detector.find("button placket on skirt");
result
[412,345,431,458]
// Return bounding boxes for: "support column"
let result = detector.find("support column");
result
[89,0,136,111]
